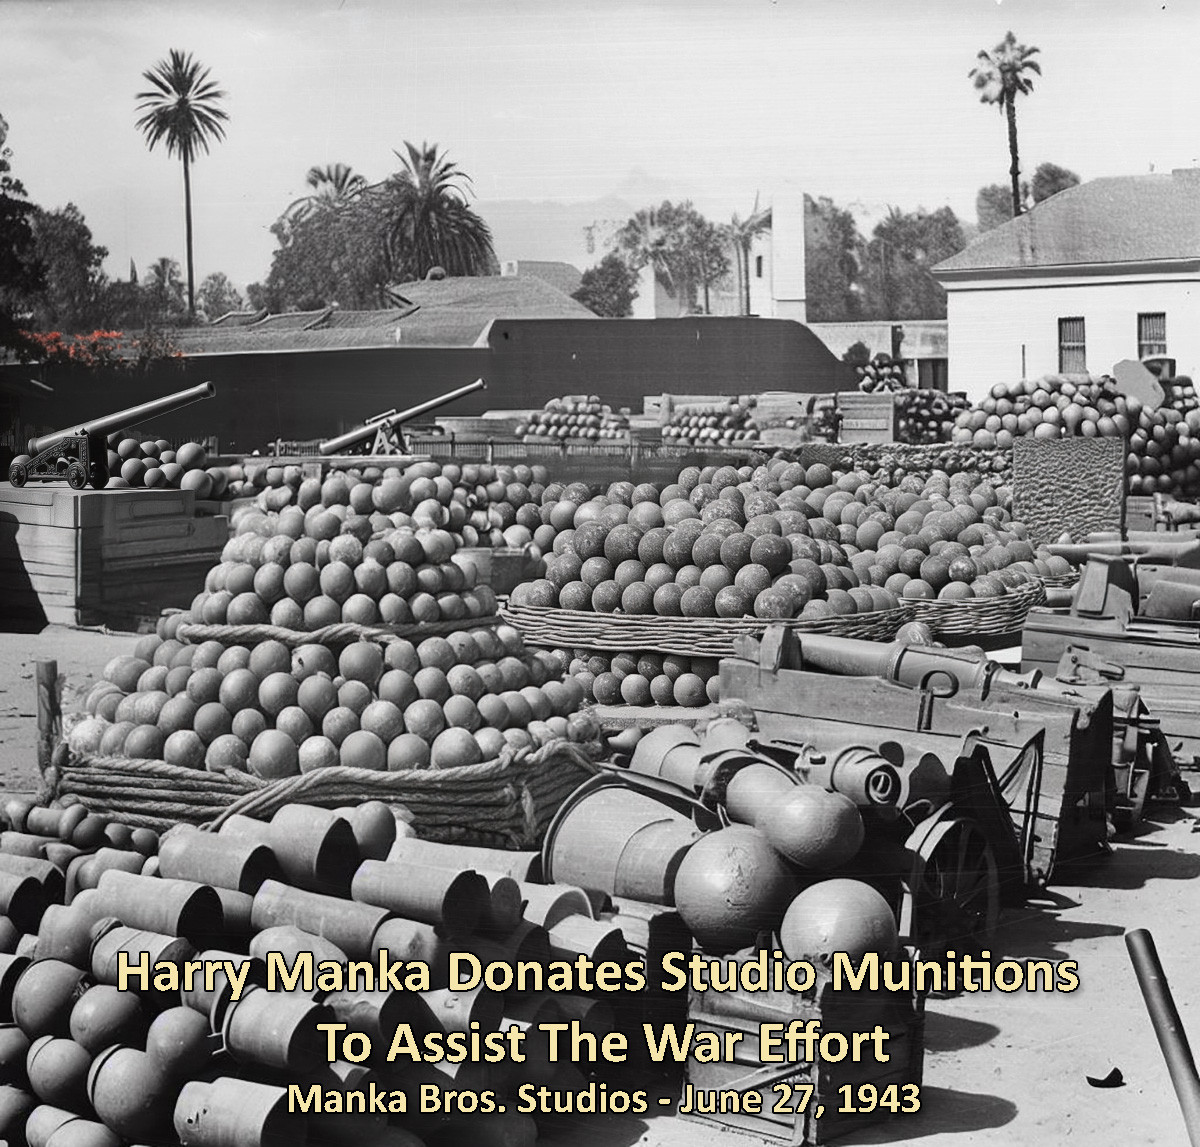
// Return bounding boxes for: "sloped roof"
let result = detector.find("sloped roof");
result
[166,275,596,354]
[935,169,1200,277]
[505,261,583,297]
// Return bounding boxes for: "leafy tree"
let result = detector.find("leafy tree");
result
[383,143,495,283]
[0,112,44,358]
[572,252,638,317]
[135,49,229,315]
[976,183,1015,232]
[255,188,392,311]
[804,195,864,322]
[26,204,109,331]
[1031,161,1080,204]
[615,200,730,314]
[860,206,965,320]
[196,271,244,319]
[970,32,1041,217]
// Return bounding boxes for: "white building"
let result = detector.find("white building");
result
[933,168,1200,403]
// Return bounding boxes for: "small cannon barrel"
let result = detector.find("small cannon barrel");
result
[29,381,216,455]
[319,377,487,455]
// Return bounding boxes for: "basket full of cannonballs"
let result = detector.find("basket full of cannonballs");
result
[515,395,630,442]
[504,458,1063,702]
[49,459,602,837]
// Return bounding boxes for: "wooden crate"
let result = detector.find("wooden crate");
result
[683,961,923,1145]
[0,487,226,630]
[835,393,898,445]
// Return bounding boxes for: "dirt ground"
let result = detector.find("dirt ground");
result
[2,625,1199,1146]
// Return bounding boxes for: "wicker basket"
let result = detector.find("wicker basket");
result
[905,579,1047,638]
[47,737,598,845]
[174,616,498,650]
[500,603,914,658]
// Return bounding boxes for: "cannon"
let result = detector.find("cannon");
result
[318,378,486,457]
[7,382,216,491]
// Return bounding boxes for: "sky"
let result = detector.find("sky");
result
[3,0,1198,292]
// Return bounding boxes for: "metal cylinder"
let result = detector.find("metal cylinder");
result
[251,880,390,959]
[628,726,704,788]
[180,951,266,1028]
[547,914,628,963]
[268,806,360,895]
[67,848,146,901]
[318,378,486,455]
[332,803,396,861]
[351,860,487,936]
[385,837,541,881]
[1127,928,1200,1146]
[36,904,103,966]
[321,988,414,1046]
[86,1045,176,1140]
[0,1023,30,1085]
[0,872,47,934]
[0,831,56,859]
[27,1104,121,1147]
[541,784,703,905]
[477,875,524,936]
[93,869,223,939]
[0,854,65,903]
[723,763,797,826]
[174,1076,303,1147]
[90,925,196,990]
[371,918,449,979]
[222,985,333,1074]
[30,382,217,455]
[504,882,592,931]
[24,806,88,842]
[416,986,504,1036]
[248,925,348,969]
[158,825,280,894]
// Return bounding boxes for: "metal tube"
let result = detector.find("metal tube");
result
[1126,928,1200,1146]
[29,382,216,454]
[318,377,486,455]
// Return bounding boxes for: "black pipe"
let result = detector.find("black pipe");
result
[1126,928,1200,1146]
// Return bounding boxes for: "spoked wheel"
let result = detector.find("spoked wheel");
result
[65,462,88,491]
[8,464,26,488]
[900,811,999,964]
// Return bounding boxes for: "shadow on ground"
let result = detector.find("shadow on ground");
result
[923,1011,1001,1054]
[847,1086,1017,1143]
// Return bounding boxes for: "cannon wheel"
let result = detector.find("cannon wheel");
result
[8,463,26,488]
[900,809,999,963]
[66,462,88,491]
[89,462,109,490]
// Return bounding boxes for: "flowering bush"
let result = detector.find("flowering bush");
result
[16,328,184,371]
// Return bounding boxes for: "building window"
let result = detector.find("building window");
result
[1138,312,1167,359]
[755,255,763,279]
[1058,317,1086,373]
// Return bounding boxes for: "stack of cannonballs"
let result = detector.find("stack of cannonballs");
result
[102,437,225,497]
[569,651,720,710]
[511,461,1060,621]
[231,460,554,553]
[661,400,758,446]
[895,391,971,446]
[950,373,1200,497]
[854,353,911,393]
[515,396,629,441]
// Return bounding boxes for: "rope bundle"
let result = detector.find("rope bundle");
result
[48,737,599,846]
[176,615,499,650]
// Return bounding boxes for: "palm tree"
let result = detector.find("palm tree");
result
[725,200,771,315]
[135,49,228,315]
[383,142,494,282]
[282,163,368,231]
[970,32,1041,218]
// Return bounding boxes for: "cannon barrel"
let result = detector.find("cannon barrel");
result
[29,381,216,455]
[318,377,486,455]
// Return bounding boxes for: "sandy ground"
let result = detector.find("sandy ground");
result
[2,624,1199,1146]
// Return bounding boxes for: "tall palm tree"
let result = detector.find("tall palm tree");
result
[383,142,494,282]
[970,32,1041,218]
[135,49,228,315]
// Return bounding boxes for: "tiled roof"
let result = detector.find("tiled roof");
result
[505,261,583,297]
[167,275,596,354]
[935,169,1200,275]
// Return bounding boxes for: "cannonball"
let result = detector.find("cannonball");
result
[779,879,899,967]
[758,788,865,870]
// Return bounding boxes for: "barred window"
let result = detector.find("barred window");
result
[1138,312,1167,359]
[1058,317,1086,373]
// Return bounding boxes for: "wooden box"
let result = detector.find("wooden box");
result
[835,393,898,445]
[683,961,923,1145]
[0,487,227,630]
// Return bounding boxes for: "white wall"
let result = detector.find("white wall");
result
[944,272,1200,402]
